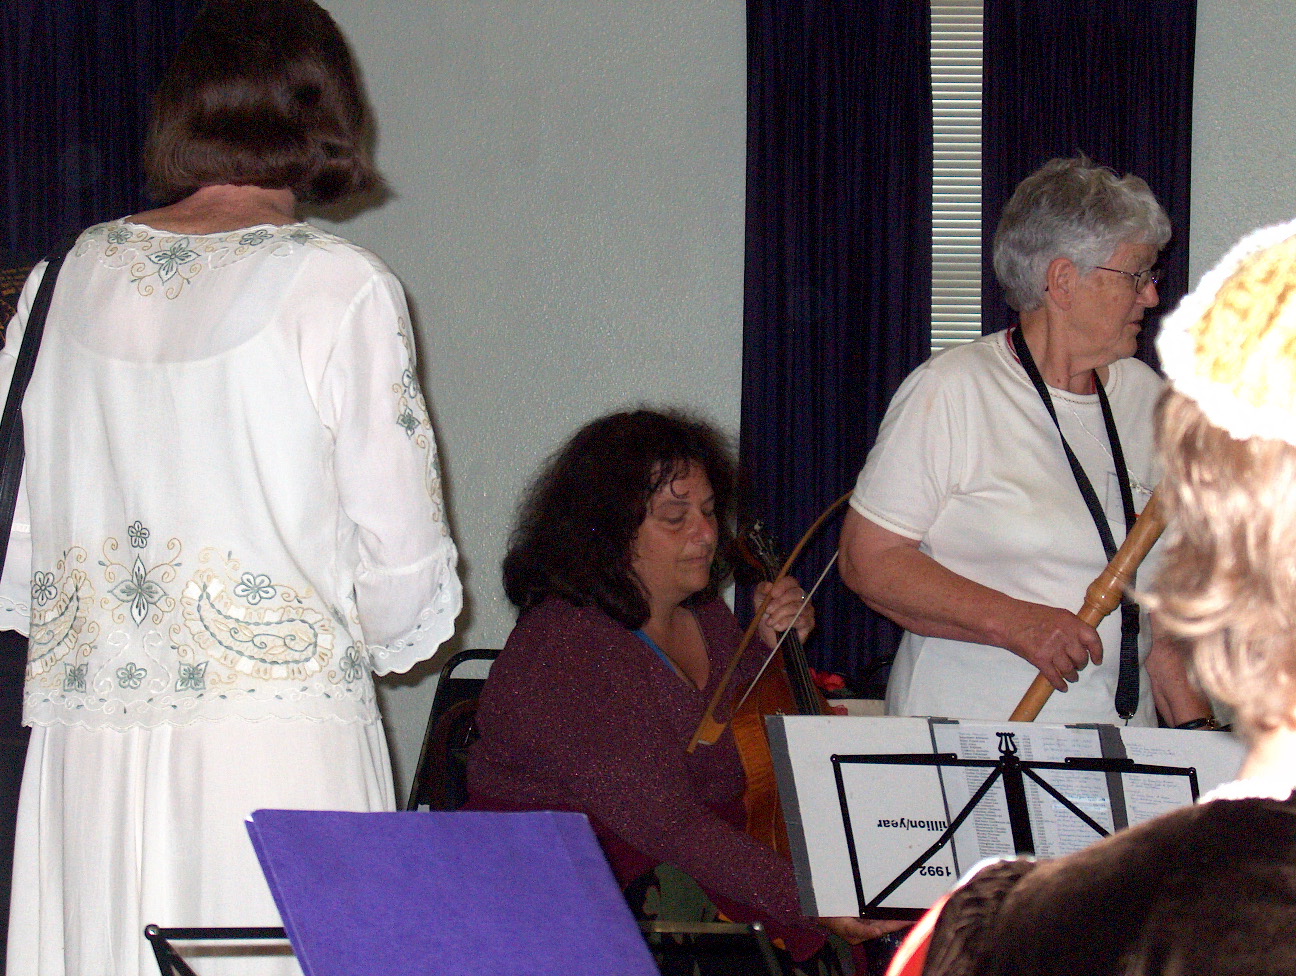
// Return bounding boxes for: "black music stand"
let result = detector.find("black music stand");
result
[834,730,1199,919]
[144,925,290,976]
[144,920,781,976]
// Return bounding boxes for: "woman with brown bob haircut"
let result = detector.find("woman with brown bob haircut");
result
[884,219,1296,976]
[3,3,460,975]
[145,0,380,205]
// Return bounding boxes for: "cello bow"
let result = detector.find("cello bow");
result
[687,490,850,752]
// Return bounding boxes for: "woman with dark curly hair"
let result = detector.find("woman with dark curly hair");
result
[467,408,903,973]
[3,3,460,974]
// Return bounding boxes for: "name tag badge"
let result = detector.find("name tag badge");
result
[1109,470,1153,514]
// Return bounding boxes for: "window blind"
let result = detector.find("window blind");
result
[931,1,984,353]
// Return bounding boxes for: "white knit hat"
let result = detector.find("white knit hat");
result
[1158,217,1296,445]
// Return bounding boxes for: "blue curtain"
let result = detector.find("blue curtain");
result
[740,1,932,691]
[0,5,199,968]
[981,0,1197,369]
[1,0,203,263]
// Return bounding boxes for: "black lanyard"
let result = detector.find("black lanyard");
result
[1010,327,1141,719]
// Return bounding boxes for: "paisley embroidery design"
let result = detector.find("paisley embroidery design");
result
[27,548,97,680]
[177,551,334,681]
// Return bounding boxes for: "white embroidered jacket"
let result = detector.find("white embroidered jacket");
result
[0,221,461,728]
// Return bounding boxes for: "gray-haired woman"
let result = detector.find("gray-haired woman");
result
[886,214,1296,976]
[838,156,1210,727]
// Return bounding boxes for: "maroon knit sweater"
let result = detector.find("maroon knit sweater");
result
[466,596,823,949]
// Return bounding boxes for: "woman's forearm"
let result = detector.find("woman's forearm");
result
[842,535,1019,645]
[838,508,1104,690]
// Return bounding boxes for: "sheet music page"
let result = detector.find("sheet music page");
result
[1119,727,1245,820]
[931,722,1107,867]
[833,755,960,910]
[770,716,1246,917]
[768,716,947,916]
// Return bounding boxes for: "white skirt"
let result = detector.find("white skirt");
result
[7,717,394,976]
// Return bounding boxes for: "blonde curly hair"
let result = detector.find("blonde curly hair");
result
[1149,391,1296,736]
[1151,226,1296,736]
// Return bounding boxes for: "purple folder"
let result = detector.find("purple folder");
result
[246,809,658,976]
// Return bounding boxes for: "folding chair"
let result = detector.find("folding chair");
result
[404,648,499,810]
[639,918,783,976]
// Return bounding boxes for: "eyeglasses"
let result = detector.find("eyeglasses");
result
[1094,265,1161,292]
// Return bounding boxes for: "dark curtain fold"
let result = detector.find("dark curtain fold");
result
[981,0,1197,369]
[1,0,203,263]
[740,1,932,690]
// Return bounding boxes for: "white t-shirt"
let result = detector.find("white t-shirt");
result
[0,220,462,729]
[851,329,1163,725]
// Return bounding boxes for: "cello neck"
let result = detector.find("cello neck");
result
[780,628,827,716]
[744,521,828,717]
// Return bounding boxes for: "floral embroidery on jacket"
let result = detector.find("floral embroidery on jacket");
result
[102,531,180,628]
[115,662,147,689]
[391,323,445,518]
[63,662,87,693]
[337,646,365,684]
[148,239,201,282]
[176,661,207,692]
[83,221,331,300]
[30,571,57,605]
[239,229,274,247]
[26,540,376,724]
[127,521,150,548]
[233,572,277,605]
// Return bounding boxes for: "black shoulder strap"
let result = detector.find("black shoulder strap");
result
[0,234,79,578]
[1009,326,1142,720]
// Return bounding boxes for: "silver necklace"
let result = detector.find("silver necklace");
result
[1060,395,1156,498]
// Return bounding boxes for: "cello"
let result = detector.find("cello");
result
[717,519,834,856]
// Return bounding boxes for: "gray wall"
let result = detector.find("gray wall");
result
[1191,1,1296,282]
[316,0,746,795]
[316,0,1296,798]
